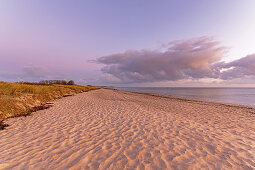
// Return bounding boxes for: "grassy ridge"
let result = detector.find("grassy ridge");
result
[0,81,100,121]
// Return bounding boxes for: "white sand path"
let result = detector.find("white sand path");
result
[0,89,254,169]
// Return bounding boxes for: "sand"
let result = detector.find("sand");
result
[0,89,254,170]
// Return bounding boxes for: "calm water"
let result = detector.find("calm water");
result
[115,87,255,106]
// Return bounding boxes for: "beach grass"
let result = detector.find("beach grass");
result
[0,81,100,121]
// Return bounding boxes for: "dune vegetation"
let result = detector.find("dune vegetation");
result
[0,81,99,124]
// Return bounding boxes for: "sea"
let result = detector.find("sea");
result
[115,87,255,106]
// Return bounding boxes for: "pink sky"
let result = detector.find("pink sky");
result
[1,0,255,86]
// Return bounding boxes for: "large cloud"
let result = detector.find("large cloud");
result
[97,36,227,83]
[97,36,255,83]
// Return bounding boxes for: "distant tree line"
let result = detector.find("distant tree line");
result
[18,80,75,85]
[39,80,75,85]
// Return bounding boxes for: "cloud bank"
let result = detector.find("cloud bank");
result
[0,66,67,82]
[97,36,255,83]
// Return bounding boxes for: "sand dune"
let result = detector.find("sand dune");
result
[0,89,254,169]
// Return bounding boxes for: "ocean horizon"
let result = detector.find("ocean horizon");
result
[115,87,255,106]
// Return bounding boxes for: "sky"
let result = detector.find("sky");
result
[0,0,255,87]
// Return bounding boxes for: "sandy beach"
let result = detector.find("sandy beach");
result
[0,88,254,169]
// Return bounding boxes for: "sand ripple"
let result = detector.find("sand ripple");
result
[0,89,254,169]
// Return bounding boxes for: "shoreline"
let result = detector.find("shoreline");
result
[2,88,255,130]
[109,88,255,112]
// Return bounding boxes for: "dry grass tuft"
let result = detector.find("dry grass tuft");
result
[0,81,100,121]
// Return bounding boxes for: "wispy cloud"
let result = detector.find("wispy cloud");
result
[0,65,67,82]
[22,66,50,79]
